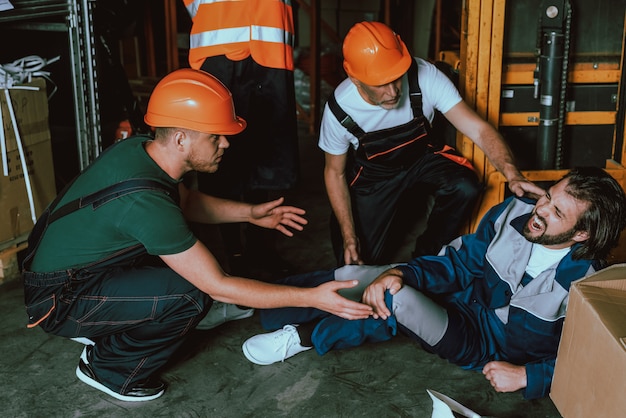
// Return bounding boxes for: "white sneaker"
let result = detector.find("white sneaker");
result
[196,301,254,330]
[242,325,312,365]
[70,337,95,346]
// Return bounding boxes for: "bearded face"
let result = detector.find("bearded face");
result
[522,211,579,246]
[522,179,590,249]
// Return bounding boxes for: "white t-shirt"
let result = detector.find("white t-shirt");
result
[525,243,572,279]
[318,57,463,155]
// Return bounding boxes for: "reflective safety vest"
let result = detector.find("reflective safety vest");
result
[184,0,295,71]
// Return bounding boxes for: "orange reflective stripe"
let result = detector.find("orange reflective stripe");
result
[349,166,364,187]
[187,0,294,70]
[26,296,56,329]
[366,132,428,160]
[433,145,475,171]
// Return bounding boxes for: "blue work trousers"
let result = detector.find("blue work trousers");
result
[258,269,397,355]
[258,267,480,369]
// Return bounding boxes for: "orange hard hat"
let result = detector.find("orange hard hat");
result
[343,21,412,86]
[144,68,246,135]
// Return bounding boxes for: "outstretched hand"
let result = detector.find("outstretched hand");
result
[249,197,308,236]
[361,269,404,319]
[312,280,374,320]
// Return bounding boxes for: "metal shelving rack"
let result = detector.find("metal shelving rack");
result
[0,0,101,169]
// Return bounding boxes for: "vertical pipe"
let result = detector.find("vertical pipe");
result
[537,30,564,169]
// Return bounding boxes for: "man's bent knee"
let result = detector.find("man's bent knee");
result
[392,286,448,346]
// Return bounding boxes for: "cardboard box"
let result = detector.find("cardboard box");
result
[0,78,56,245]
[550,264,626,418]
[0,242,26,285]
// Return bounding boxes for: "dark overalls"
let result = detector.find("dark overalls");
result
[196,55,300,273]
[328,60,481,264]
[22,178,211,395]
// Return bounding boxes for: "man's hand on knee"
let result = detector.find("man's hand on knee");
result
[362,269,403,319]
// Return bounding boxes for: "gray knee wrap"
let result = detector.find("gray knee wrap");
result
[392,285,448,346]
[333,264,397,301]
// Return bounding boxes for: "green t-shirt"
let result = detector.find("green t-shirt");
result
[30,136,197,272]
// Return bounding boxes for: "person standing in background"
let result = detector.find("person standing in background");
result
[184,0,300,278]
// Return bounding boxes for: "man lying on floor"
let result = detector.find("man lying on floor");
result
[241,167,626,399]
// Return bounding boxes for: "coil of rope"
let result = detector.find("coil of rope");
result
[0,55,60,98]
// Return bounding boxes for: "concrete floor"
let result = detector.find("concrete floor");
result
[0,126,563,417]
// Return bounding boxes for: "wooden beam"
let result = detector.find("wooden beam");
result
[500,111,617,126]
[309,0,321,134]
[164,0,179,73]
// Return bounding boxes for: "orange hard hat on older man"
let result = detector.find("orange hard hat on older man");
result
[343,21,412,86]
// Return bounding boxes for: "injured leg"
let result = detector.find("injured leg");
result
[392,285,448,346]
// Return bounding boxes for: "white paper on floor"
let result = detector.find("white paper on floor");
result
[427,389,482,418]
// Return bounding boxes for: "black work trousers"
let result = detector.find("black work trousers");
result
[332,151,481,265]
[23,257,211,394]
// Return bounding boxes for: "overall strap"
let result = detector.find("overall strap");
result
[22,173,82,269]
[406,59,424,118]
[22,178,177,270]
[328,58,423,139]
[43,135,159,222]
[48,179,178,224]
[327,92,366,139]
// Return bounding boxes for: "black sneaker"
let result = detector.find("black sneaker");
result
[75,346,166,402]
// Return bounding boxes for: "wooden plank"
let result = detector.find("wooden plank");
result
[500,111,616,126]
[503,70,621,85]
[475,0,492,119]
[456,0,479,162]
[460,0,481,106]
[164,0,179,73]
[618,12,626,165]
[502,63,621,85]
[457,0,490,182]
[487,0,505,127]
[309,0,321,135]
[499,112,539,126]
[482,0,506,181]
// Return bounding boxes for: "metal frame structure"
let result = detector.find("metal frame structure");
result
[0,0,101,169]
[458,0,626,261]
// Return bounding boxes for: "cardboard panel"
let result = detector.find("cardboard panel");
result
[550,264,626,418]
[0,78,56,244]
